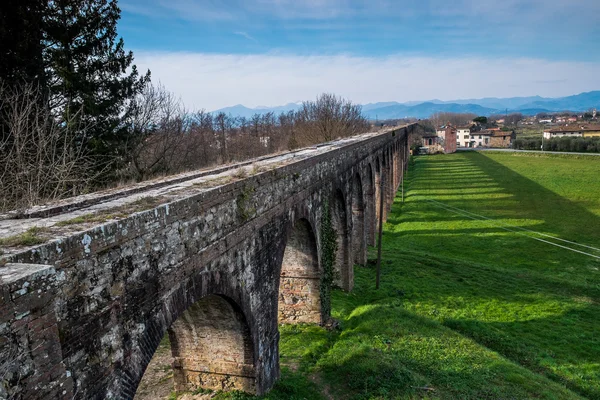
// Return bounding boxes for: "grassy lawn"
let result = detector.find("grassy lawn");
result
[219,151,600,399]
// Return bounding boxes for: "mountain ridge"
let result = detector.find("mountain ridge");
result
[211,91,600,119]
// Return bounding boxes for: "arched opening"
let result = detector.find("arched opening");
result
[351,173,366,266]
[365,164,376,246]
[278,218,321,324]
[135,295,256,399]
[331,188,352,291]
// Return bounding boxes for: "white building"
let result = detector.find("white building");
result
[469,131,494,148]
[457,126,472,147]
[543,126,599,139]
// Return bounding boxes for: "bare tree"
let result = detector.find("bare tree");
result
[0,81,97,212]
[430,112,477,127]
[126,83,192,181]
[214,112,232,163]
[504,113,523,127]
[296,93,369,145]
[1,84,375,212]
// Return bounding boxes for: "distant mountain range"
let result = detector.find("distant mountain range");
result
[212,91,600,120]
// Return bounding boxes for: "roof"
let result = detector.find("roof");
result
[437,126,457,132]
[491,131,514,137]
[548,125,600,133]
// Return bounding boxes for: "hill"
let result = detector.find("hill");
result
[211,91,600,119]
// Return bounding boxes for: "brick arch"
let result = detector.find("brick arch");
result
[330,186,353,291]
[128,271,262,399]
[168,294,256,393]
[277,218,321,324]
[351,172,366,266]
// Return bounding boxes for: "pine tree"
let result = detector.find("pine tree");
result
[0,0,47,143]
[0,0,46,85]
[43,0,150,170]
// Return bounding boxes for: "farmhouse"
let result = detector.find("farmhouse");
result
[468,130,494,148]
[457,125,473,147]
[422,134,442,154]
[435,125,457,153]
[490,130,516,148]
[582,125,600,138]
[543,125,600,139]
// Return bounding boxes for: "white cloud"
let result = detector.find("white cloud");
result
[133,51,600,111]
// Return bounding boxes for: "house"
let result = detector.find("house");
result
[582,125,600,138]
[435,125,457,153]
[456,125,473,147]
[421,134,442,154]
[490,131,516,148]
[543,125,600,139]
[539,119,553,124]
[468,130,494,148]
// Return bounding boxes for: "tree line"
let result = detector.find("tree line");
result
[0,1,368,212]
[125,86,369,182]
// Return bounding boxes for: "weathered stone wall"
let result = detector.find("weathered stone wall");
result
[0,264,74,400]
[0,125,414,399]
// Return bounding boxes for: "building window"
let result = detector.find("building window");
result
[428,138,433,145]
[479,135,482,139]
[485,138,489,144]
[464,135,469,139]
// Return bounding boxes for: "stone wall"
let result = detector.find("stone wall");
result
[0,125,414,399]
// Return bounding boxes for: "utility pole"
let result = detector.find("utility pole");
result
[541,130,545,152]
[376,171,385,290]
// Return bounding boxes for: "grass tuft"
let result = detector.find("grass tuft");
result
[0,226,49,247]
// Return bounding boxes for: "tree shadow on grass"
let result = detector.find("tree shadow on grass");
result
[411,152,600,240]
[378,152,600,398]
[316,300,582,400]
[443,308,600,399]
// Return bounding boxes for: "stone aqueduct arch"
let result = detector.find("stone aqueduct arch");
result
[0,126,414,400]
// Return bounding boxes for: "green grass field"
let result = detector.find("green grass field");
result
[221,151,600,400]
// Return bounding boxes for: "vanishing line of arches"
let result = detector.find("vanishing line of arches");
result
[134,144,408,398]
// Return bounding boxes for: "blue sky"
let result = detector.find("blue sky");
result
[118,0,600,110]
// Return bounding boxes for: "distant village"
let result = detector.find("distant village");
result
[420,109,600,154]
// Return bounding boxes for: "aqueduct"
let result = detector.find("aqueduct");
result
[0,124,413,399]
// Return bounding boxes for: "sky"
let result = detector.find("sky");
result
[118,0,600,111]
